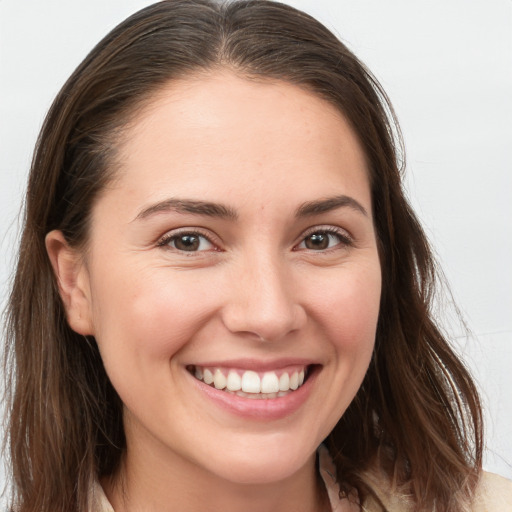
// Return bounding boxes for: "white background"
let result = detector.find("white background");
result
[1,0,511,486]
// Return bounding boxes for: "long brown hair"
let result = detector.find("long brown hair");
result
[4,1,482,510]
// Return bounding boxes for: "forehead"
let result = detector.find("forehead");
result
[106,70,371,216]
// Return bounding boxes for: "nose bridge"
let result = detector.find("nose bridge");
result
[222,247,304,341]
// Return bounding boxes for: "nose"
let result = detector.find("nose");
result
[221,253,306,342]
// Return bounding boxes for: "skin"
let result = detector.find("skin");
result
[47,71,381,512]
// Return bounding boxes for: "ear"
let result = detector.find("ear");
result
[45,230,95,336]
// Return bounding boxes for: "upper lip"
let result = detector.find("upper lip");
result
[186,357,319,372]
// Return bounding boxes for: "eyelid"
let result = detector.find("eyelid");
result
[294,225,353,251]
[157,227,221,252]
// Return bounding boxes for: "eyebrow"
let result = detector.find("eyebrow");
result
[134,198,238,221]
[295,195,368,218]
[134,194,367,222]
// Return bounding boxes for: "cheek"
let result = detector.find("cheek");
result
[300,262,381,432]
[89,267,217,369]
[308,263,381,355]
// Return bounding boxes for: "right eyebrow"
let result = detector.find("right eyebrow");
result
[133,198,239,222]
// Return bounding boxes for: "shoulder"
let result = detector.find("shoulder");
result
[365,470,512,512]
[358,470,512,512]
[319,444,512,512]
[472,471,512,511]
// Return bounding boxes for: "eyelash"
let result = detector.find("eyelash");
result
[157,228,218,253]
[295,226,353,252]
[156,226,353,253]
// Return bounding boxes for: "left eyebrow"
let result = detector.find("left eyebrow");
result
[295,195,368,218]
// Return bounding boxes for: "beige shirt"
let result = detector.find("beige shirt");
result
[90,447,512,511]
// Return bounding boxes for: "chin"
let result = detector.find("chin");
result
[211,459,305,485]
[198,438,317,485]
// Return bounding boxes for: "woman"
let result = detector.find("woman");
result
[4,1,511,511]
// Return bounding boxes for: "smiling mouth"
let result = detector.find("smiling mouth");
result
[187,365,311,399]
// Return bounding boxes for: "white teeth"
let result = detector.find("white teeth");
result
[241,370,261,393]
[192,366,309,396]
[203,368,214,385]
[261,372,279,393]
[278,372,290,391]
[289,371,299,390]
[226,370,242,391]
[213,368,227,390]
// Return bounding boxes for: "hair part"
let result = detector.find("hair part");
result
[4,1,482,511]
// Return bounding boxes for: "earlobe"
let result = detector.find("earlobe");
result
[45,230,95,336]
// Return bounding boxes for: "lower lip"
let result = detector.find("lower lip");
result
[188,366,319,421]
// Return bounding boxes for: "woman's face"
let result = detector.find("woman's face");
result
[62,71,381,484]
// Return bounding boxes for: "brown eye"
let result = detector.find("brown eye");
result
[298,230,349,251]
[165,233,214,252]
[304,233,330,250]
[174,234,200,251]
